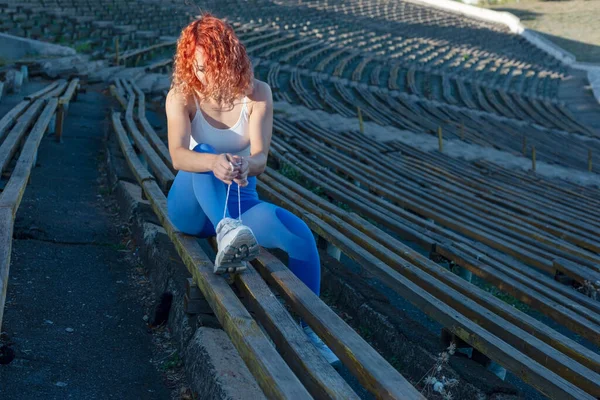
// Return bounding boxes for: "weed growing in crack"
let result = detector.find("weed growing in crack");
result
[418,342,458,399]
[578,280,599,300]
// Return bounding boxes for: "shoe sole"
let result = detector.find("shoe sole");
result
[214,230,260,274]
[213,261,248,275]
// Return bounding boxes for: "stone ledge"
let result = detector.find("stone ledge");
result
[0,32,77,60]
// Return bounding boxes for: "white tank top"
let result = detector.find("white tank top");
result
[189,95,251,156]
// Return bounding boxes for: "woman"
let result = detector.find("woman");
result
[165,13,339,366]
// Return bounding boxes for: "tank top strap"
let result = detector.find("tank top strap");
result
[242,96,249,116]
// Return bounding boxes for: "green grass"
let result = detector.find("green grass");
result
[278,161,328,197]
[55,35,69,45]
[74,42,92,53]
[358,325,374,341]
[471,274,531,313]
[108,243,127,251]
[161,351,182,371]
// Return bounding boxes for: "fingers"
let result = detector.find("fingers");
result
[233,177,248,187]
[216,154,248,185]
[215,164,239,183]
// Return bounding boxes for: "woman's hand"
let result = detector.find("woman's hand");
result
[231,155,249,187]
[212,153,240,184]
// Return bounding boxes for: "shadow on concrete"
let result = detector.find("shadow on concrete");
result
[492,7,541,21]
[535,30,600,64]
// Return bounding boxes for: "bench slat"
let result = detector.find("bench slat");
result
[0,100,29,144]
[24,81,60,101]
[58,78,79,104]
[118,80,174,192]
[43,80,68,99]
[0,98,57,212]
[0,206,13,330]
[130,81,173,169]
[0,99,45,175]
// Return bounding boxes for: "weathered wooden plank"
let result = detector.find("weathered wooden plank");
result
[253,248,426,400]
[435,245,600,372]
[364,145,600,256]
[0,98,57,212]
[58,78,80,104]
[111,111,312,399]
[0,206,13,331]
[472,240,600,313]
[116,40,176,62]
[111,113,154,183]
[118,81,174,192]
[0,100,29,144]
[130,81,173,169]
[269,142,438,251]
[257,176,597,399]
[42,79,68,99]
[0,99,45,175]
[24,81,60,101]
[554,258,600,290]
[109,85,127,110]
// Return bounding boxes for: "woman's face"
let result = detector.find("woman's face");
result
[193,48,206,85]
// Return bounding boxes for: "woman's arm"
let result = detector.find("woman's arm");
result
[166,89,240,183]
[238,81,273,180]
[166,89,216,172]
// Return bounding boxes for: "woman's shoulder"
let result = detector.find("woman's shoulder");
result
[247,79,273,104]
[166,87,195,106]
[165,88,196,118]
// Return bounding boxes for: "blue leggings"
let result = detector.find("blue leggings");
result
[167,143,321,295]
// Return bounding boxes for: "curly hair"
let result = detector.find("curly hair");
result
[171,12,254,108]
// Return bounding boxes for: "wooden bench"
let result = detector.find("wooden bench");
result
[290,119,600,290]
[263,117,600,398]
[112,40,177,67]
[1,78,79,332]
[112,79,173,192]
[109,78,424,399]
[55,78,80,142]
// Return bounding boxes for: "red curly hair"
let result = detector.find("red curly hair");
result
[172,13,254,108]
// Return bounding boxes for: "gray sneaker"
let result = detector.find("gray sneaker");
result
[303,325,341,368]
[214,217,259,274]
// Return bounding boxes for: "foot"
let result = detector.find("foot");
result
[214,217,259,274]
[303,325,341,368]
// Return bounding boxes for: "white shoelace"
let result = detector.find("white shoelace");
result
[223,182,242,223]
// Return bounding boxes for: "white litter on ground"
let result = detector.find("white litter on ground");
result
[274,100,600,189]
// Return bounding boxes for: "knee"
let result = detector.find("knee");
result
[275,208,316,247]
[192,143,217,154]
